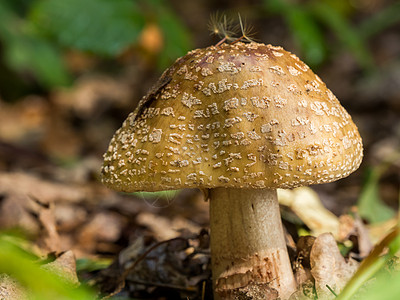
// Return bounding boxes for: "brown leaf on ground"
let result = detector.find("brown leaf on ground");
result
[0,172,86,235]
[54,203,88,232]
[310,233,359,299]
[77,212,125,254]
[0,172,86,204]
[53,75,132,119]
[0,192,40,235]
[41,250,80,287]
[96,233,210,299]
[0,96,48,143]
[136,212,202,240]
[35,199,62,253]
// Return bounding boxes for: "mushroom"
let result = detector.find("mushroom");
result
[101,42,363,299]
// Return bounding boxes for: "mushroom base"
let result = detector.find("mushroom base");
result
[209,188,296,299]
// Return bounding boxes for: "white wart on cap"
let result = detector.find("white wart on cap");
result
[101,42,363,192]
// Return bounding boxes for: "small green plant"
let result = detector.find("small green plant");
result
[357,150,400,224]
[337,227,400,300]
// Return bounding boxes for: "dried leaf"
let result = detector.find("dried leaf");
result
[0,172,86,235]
[41,251,79,287]
[36,200,61,253]
[0,172,85,204]
[136,212,201,240]
[97,234,210,298]
[53,76,132,118]
[296,236,316,269]
[310,233,359,299]
[0,96,48,143]
[77,212,124,253]
[338,213,373,258]
[0,274,28,300]
[278,187,340,238]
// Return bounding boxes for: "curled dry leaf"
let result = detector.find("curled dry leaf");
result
[0,172,86,235]
[310,233,359,299]
[296,236,317,269]
[278,187,340,238]
[293,236,316,288]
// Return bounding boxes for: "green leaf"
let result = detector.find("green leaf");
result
[157,10,192,68]
[357,167,395,224]
[263,0,288,13]
[145,0,192,69]
[263,0,326,67]
[310,1,374,70]
[30,0,145,56]
[337,228,400,300]
[76,258,111,273]
[359,269,400,300]
[286,7,326,67]
[6,35,70,87]
[0,1,70,87]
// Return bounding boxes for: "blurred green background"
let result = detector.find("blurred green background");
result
[1,0,399,94]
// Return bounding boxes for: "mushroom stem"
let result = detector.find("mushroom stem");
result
[210,187,296,299]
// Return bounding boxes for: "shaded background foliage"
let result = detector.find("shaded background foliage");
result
[0,0,399,299]
[1,0,399,214]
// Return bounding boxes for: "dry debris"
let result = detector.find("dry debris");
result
[0,274,29,300]
[95,233,210,299]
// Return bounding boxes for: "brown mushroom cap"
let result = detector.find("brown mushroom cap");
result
[101,42,363,192]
